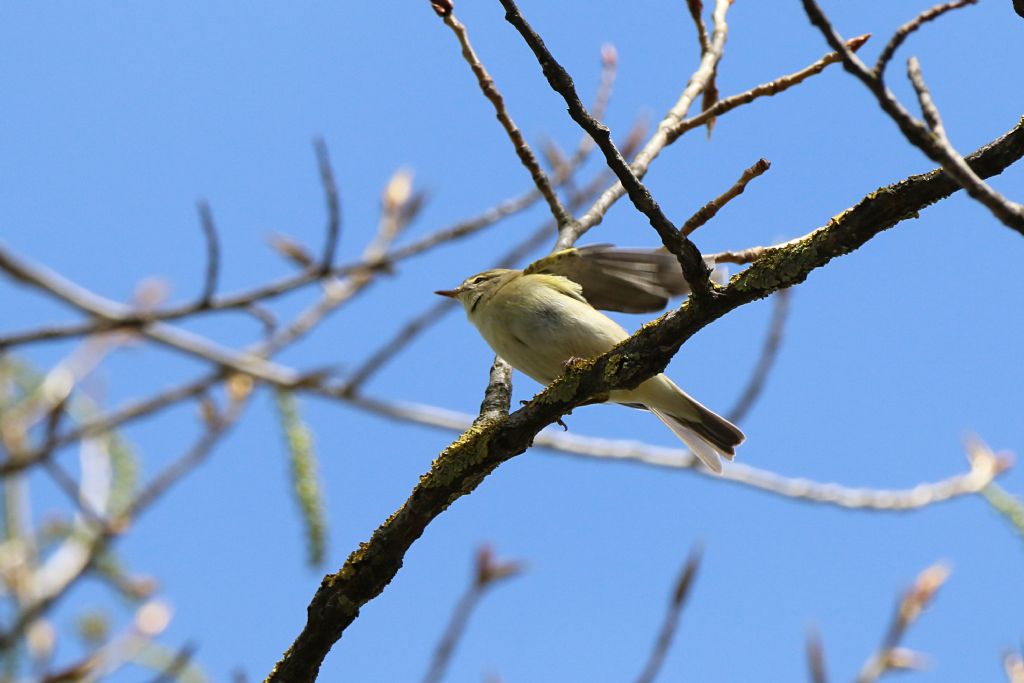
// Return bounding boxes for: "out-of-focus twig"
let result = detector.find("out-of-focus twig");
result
[806,627,829,683]
[440,11,573,229]
[726,288,791,424]
[342,161,615,395]
[1006,650,1024,683]
[0,392,248,652]
[314,137,341,273]
[195,200,219,307]
[0,163,580,352]
[633,546,702,683]
[420,546,522,683]
[855,563,949,683]
[340,392,1011,511]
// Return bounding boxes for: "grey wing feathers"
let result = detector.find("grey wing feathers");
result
[528,244,713,313]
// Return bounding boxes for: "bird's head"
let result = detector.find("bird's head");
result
[435,269,516,312]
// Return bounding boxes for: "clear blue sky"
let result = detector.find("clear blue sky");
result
[1,2,1022,681]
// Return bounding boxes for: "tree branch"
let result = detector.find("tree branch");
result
[497,0,712,298]
[264,116,1024,683]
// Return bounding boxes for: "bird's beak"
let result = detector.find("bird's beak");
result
[434,288,459,298]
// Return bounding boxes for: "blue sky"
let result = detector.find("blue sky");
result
[1,1,1022,681]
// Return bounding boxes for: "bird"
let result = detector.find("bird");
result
[435,244,744,473]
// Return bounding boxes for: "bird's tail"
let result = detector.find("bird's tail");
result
[643,382,744,474]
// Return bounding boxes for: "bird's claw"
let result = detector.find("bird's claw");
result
[561,355,586,372]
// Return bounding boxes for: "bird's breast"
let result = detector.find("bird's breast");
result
[468,275,628,386]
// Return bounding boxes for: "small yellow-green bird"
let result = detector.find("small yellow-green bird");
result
[436,244,744,473]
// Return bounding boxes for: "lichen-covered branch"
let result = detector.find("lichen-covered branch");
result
[264,116,1024,683]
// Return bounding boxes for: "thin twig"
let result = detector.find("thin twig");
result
[907,57,945,138]
[1006,650,1024,683]
[497,0,712,297]
[2,372,219,476]
[685,0,711,56]
[572,43,619,162]
[800,0,1024,235]
[874,0,976,77]
[343,111,619,394]
[341,392,1011,511]
[420,546,522,683]
[0,174,570,350]
[0,397,244,651]
[342,163,613,394]
[0,245,302,386]
[855,564,948,683]
[143,642,199,683]
[314,137,342,273]
[41,458,108,530]
[195,200,220,307]
[806,627,829,683]
[441,12,574,229]
[681,158,771,236]
[726,288,791,424]
[123,392,247,521]
[634,546,702,683]
[268,113,1024,682]
[570,0,731,242]
[666,34,870,144]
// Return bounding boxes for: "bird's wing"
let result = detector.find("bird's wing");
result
[525,245,711,313]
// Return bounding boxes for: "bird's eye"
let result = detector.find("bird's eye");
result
[471,276,485,285]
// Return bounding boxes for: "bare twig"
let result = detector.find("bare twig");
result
[800,0,1024,235]
[0,172,573,351]
[342,392,1011,511]
[314,138,342,273]
[874,0,976,77]
[420,546,522,683]
[666,34,870,144]
[685,0,711,56]
[196,200,220,307]
[2,372,219,476]
[1006,650,1024,683]
[266,104,1024,683]
[726,288,791,424]
[570,0,731,243]
[634,546,702,683]
[342,161,613,395]
[681,158,771,236]
[906,58,945,139]
[123,388,247,521]
[142,642,199,683]
[806,627,829,683]
[855,564,949,683]
[340,224,549,395]
[497,0,712,297]
[0,246,301,386]
[441,12,574,229]
[41,457,108,530]
[0,397,244,651]
[573,43,619,162]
